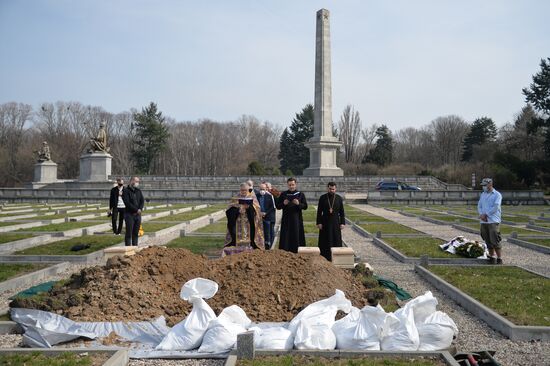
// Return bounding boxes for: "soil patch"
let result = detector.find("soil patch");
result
[11,247,393,325]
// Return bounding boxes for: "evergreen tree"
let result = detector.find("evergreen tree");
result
[364,125,393,166]
[278,104,314,175]
[523,57,550,158]
[132,102,170,174]
[462,117,497,161]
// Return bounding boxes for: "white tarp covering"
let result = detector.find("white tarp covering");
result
[10,281,458,358]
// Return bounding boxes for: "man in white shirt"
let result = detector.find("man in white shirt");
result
[477,178,503,264]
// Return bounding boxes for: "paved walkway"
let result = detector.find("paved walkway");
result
[354,204,550,277]
[341,205,549,366]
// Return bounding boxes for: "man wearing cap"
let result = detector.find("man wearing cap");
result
[477,178,503,264]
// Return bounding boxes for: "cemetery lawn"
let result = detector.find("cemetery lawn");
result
[166,236,223,255]
[14,235,123,255]
[301,209,317,222]
[303,222,319,234]
[359,223,421,235]
[0,263,48,282]
[237,355,444,366]
[519,238,550,247]
[348,214,391,223]
[195,221,227,233]
[141,222,177,232]
[429,265,550,326]
[0,351,109,366]
[381,237,451,258]
[154,205,225,221]
[460,223,542,235]
[0,233,34,244]
[0,221,23,227]
[305,236,318,247]
[15,221,102,232]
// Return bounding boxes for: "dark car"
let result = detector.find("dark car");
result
[375,180,421,191]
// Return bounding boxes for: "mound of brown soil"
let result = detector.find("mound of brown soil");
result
[11,247,391,325]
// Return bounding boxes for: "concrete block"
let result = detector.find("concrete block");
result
[331,247,355,268]
[298,247,320,256]
[104,246,136,260]
[236,331,255,360]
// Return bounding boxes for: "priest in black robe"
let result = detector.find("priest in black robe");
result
[276,177,308,253]
[316,182,345,261]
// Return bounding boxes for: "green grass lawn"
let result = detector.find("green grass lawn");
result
[152,205,225,222]
[14,235,124,255]
[421,214,479,224]
[518,238,550,248]
[141,222,177,232]
[165,235,224,255]
[350,214,391,223]
[429,265,550,326]
[0,233,34,244]
[195,221,227,233]
[460,223,544,235]
[0,351,101,366]
[359,223,421,235]
[381,237,451,258]
[502,215,531,223]
[305,236,318,247]
[303,222,319,234]
[533,221,550,228]
[0,263,48,282]
[0,221,24,227]
[238,355,443,366]
[300,209,317,222]
[15,221,103,232]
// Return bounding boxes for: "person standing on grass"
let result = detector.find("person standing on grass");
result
[276,177,307,253]
[109,177,125,235]
[316,182,346,261]
[256,182,276,249]
[477,178,503,264]
[122,176,144,246]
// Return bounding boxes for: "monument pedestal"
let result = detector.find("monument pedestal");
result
[79,152,112,182]
[33,161,58,183]
[303,138,344,176]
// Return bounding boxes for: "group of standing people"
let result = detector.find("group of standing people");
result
[109,176,144,247]
[223,177,346,261]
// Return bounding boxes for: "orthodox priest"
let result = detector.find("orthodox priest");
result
[316,182,345,261]
[276,177,308,253]
[223,183,265,256]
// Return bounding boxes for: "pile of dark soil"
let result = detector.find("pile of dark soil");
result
[11,247,395,325]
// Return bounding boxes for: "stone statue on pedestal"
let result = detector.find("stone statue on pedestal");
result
[35,141,51,162]
[88,122,110,153]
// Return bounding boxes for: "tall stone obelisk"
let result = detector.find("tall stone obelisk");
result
[303,8,344,176]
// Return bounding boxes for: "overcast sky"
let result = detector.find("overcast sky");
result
[1,0,549,130]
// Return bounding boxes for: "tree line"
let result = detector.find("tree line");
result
[0,58,548,189]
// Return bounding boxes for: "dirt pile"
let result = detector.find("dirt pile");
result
[11,247,392,325]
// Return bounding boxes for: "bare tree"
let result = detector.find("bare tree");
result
[428,115,469,166]
[338,105,362,163]
[0,102,33,185]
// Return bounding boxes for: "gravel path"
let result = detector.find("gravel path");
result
[344,205,550,366]
[357,205,550,276]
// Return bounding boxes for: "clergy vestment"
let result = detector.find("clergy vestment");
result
[223,192,265,256]
[276,190,308,253]
[316,193,345,261]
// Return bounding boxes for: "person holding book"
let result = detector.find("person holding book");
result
[276,177,308,253]
[224,182,265,256]
[316,182,346,261]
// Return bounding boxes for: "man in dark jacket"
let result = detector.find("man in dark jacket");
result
[109,177,125,235]
[256,182,276,249]
[122,176,144,246]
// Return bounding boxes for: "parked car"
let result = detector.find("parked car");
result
[375,180,421,191]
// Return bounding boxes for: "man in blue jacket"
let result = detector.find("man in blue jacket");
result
[477,178,503,264]
[256,182,276,249]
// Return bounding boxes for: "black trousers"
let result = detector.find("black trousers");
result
[112,207,125,234]
[124,213,141,246]
[226,206,256,248]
